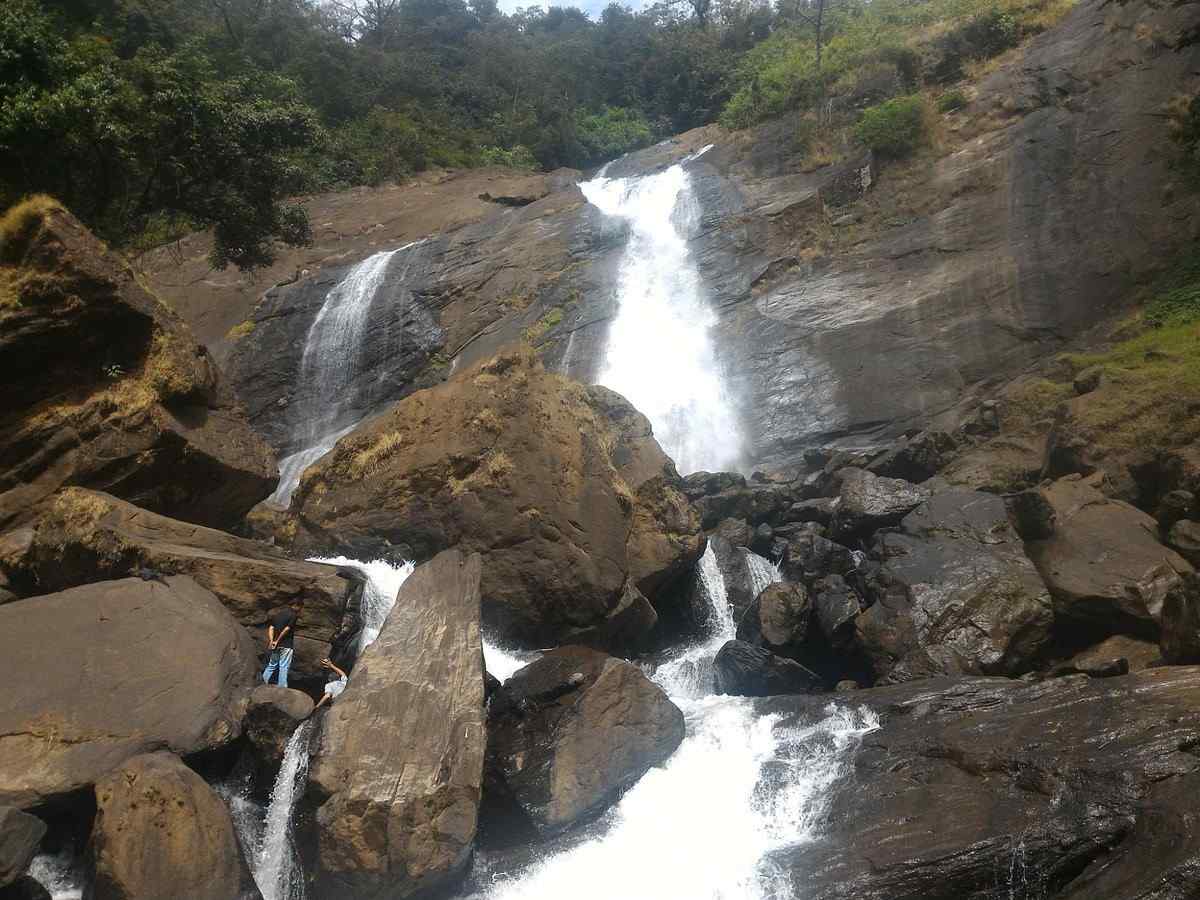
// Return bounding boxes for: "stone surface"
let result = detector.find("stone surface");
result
[483,646,684,835]
[735,582,811,653]
[714,640,822,697]
[307,549,485,899]
[812,574,862,648]
[294,347,702,649]
[1065,634,1161,674]
[763,668,1200,900]
[1,488,361,683]
[90,752,259,900]
[1162,574,1200,664]
[830,468,930,540]
[865,431,956,483]
[0,878,49,900]
[0,201,275,533]
[0,808,44,889]
[0,576,256,809]
[857,490,1053,682]
[1169,519,1200,567]
[244,686,315,772]
[1025,475,1193,635]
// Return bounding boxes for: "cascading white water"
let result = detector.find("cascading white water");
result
[581,159,741,475]
[746,551,783,603]
[470,545,878,899]
[269,243,425,508]
[253,721,314,900]
[309,555,415,654]
[26,847,85,900]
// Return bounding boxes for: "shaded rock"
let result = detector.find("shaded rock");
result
[764,667,1200,900]
[780,528,857,586]
[857,490,1053,682]
[90,752,258,900]
[0,488,361,685]
[834,679,860,692]
[1026,475,1193,635]
[1168,519,1200,566]
[1073,365,1104,395]
[244,686,314,772]
[749,523,775,556]
[307,549,485,899]
[0,807,45,888]
[562,580,658,657]
[780,497,837,527]
[1161,573,1200,664]
[0,200,275,534]
[866,431,957,483]
[940,436,1045,493]
[693,483,792,530]
[1158,490,1197,533]
[1045,656,1129,679]
[711,517,752,548]
[483,646,684,836]
[681,471,746,501]
[812,574,862,648]
[831,468,930,540]
[1065,634,1160,674]
[736,582,811,653]
[714,640,822,697]
[0,576,256,808]
[1006,488,1056,541]
[294,348,702,650]
[0,878,49,900]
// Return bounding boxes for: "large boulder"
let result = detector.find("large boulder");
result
[90,752,259,900]
[243,686,314,773]
[0,878,49,900]
[831,468,931,541]
[293,347,703,649]
[1025,475,1193,636]
[735,582,811,653]
[483,646,684,836]
[856,489,1053,683]
[714,640,822,697]
[764,667,1200,900]
[0,198,275,533]
[1161,573,1200,664]
[0,808,45,889]
[1,488,362,684]
[307,549,485,899]
[0,576,257,808]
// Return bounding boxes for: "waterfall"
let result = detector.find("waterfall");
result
[745,551,783,603]
[252,721,314,900]
[581,160,741,475]
[26,847,85,900]
[269,243,425,508]
[468,546,877,899]
[308,555,415,655]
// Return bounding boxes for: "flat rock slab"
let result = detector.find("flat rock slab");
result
[0,576,257,808]
[761,667,1200,899]
[308,548,485,899]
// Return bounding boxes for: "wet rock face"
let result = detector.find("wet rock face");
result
[858,490,1054,683]
[1026,475,1193,636]
[244,686,314,773]
[831,468,931,541]
[307,549,485,900]
[714,640,822,697]
[483,646,684,836]
[0,488,361,687]
[0,807,45,889]
[89,752,258,900]
[1161,574,1200,664]
[764,668,1200,900]
[294,347,703,650]
[736,582,811,652]
[0,575,257,809]
[0,202,275,533]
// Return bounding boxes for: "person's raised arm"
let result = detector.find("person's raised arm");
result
[267,624,277,649]
[329,661,347,679]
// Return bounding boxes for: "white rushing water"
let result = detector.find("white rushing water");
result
[27,847,85,900]
[308,555,415,654]
[269,243,426,508]
[253,721,315,900]
[472,545,878,899]
[581,158,742,475]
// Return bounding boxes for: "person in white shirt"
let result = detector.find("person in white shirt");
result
[312,657,348,713]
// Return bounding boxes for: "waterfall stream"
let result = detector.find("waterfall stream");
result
[469,545,878,899]
[581,154,741,475]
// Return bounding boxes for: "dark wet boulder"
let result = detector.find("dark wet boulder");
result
[1157,490,1197,533]
[244,686,314,773]
[812,574,862,648]
[780,498,837,527]
[294,348,702,652]
[711,517,752,548]
[1007,488,1057,540]
[307,549,485,899]
[710,537,781,620]
[0,808,45,889]
[681,471,746,501]
[714,640,822,697]
[856,490,1053,683]
[1168,519,1200,566]
[763,667,1200,900]
[0,878,50,900]
[780,527,857,586]
[90,752,259,900]
[831,468,931,540]
[736,582,811,653]
[1161,573,1200,664]
[693,483,793,530]
[483,646,684,836]
[866,431,957,483]
[1026,475,1193,636]
[0,576,257,809]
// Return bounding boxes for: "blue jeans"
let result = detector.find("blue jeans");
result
[262,648,294,687]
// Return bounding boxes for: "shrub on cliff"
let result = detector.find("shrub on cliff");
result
[854,95,930,158]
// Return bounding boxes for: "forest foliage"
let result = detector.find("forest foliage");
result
[0,0,1074,268]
